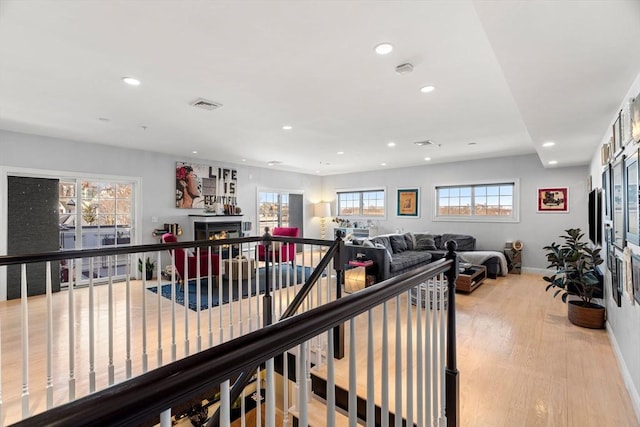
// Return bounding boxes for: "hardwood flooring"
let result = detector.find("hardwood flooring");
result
[0,273,637,426]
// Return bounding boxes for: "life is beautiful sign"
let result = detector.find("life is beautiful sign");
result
[175,161,237,209]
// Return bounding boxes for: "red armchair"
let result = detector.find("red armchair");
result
[257,227,299,265]
[161,233,220,284]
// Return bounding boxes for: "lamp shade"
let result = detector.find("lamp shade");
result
[314,202,331,218]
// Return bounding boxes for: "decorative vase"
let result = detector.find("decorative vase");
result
[146,270,153,281]
[567,300,605,329]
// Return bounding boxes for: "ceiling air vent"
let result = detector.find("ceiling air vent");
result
[395,63,414,74]
[414,140,436,146]
[191,98,223,111]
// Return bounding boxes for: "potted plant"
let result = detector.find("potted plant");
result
[543,228,605,328]
[138,257,155,280]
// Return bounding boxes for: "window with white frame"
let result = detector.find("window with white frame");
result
[435,181,518,221]
[337,189,385,217]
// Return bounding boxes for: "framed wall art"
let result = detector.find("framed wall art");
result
[631,93,640,143]
[602,163,612,222]
[613,110,624,156]
[613,256,623,307]
[397,188,419,217]
[625,151,639,245]
[537,187,568,213]
[175,161,238,209]
[612,155,625,249]
[632,252,640,305]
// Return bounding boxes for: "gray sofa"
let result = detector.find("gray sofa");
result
[343,232,505,283]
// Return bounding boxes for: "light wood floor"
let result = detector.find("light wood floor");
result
[0,273,638,426]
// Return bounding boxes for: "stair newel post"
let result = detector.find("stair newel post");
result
[263,227,273,327]
[332,231,345,360]
[444,240,460,427]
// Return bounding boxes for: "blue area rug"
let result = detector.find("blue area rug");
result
[148,265,320,311]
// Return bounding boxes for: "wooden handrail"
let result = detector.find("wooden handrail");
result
[12,255,455,427]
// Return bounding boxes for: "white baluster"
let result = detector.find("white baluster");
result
[381,302,389,427]
[126,255,132,379]
[46,261,54,407]
[348,318,357,427]
[207,247,214,348]
[367,309,375,426]
[196,247,202,353]
[298,342,308,427]
[69,259,76,399]
[416,284,424,427]
[170,250,177,362]
[159,408,172,427]
[326,330,335,427]
[406,289,413,427]
[88,258,96,392]
[220,379,230,427]
[156,252,164,368]
[266,358,275,427]
[395,295,402,427]
[219,251,224,344]
[108,257,115,385]
[184,248,190,357]
[283,349,290,427]
[20,264,28,419]
[439,278,447,425]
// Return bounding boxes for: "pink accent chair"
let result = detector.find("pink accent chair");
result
[257,227,299,265]
[161,233,220,284]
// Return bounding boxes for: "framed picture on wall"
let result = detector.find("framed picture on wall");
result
[631,94,640,143]
[537,187,568,213]
[396,188,419,217]
[632,252,640,305]
[613,110,624,156]
[613,256,623,307]
[602,163,612,221]
[612,155,626,249]
[625,151,639,245]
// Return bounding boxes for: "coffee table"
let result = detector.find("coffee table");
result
[456,265,487,293]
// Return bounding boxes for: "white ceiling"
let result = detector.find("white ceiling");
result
[1,0,639,175]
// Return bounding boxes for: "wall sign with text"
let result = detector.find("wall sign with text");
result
[175,161,237,209]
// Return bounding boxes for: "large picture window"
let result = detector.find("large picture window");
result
[337,189,385,217]
[435,181,518,222]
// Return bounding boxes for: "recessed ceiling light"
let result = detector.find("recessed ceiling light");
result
[424,157,431,161]
[548,160,558,165]
[122,77,141,86]
[374,43,393,55]
[267,160,282,166]
[542,141,555,147]
[192,150,198,154]
[420,85,435,93]
[282,125,293,130]
[241,158,247,162]
[381,163,387,166]
[387,142,396,147]
[337,151,344,155]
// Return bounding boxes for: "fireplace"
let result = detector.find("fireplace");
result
[194,221,242,241]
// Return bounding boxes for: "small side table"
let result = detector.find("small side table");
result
[345,260,375,293]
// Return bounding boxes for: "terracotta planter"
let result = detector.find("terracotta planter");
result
[567,300,605,329]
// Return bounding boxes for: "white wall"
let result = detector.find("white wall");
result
[589,72,640,421]
[0,130,324,248]
[322,153,588,271]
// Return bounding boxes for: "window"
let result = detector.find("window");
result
[258,191,289,231]
[337,189,385,217]
[435,181,518,222]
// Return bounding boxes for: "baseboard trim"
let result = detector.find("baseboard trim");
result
[522,267,553,275]
[606,320,640,424]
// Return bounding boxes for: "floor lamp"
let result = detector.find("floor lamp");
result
[314,202,331,240]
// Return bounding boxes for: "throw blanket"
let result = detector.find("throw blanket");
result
[458,251,509,276]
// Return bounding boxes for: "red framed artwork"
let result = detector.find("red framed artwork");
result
[537,187,568,213]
